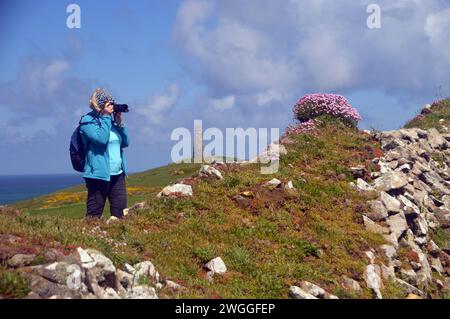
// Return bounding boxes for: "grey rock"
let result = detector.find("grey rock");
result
[430,257,443,274]
[373,171,408,192]
[165,280,185,291]
[133,261,160,284]
[299,281,326,298]
[363,216,389,234]
[434,207,450,228]
[356,178,375,192]
[128,285,158,299]
[394,278,424,297]
[400,268,417,285]
[398,195,420,217]
[341,276,361,293]
[379,192,401,214]
[386,213,408,239]
[427,128,448,149]
[7,254,36,268]
[367,200,389,221]
[379,244,397,264]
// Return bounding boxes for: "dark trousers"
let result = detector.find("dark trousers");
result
[84,173,127,218]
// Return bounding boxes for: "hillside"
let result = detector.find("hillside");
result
[405,98,450,133]
[0,99,449,299]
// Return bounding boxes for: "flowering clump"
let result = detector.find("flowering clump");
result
[284,119,318,136]
[293,94,362,127]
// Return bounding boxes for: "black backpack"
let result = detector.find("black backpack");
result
[69,117,99,172]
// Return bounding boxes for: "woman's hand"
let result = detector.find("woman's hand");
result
[102,102,114,116]
[116,112,123,127]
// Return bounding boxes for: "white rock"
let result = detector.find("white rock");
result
[285,181,295,190]
[356,178,375,192]
[133,261,160,284]
[205,257,227,274]
[289,286,318,299]
[364,264,383,299]
[157,184,193,197]
[128,286,158,299]
[365,250,376,264]
[124,263,136,274]
[85,249,116,275]
[165,280,185,291]
[76,247,94,264]
[299,281,325,298]
[199,165,223,179]
[263,178,282,188]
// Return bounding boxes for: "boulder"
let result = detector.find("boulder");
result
[427,128,447,149]
[285,181,296,190]
[204,257,227,274]
[366,200,388,221]
[133,261,160,284]
[128,286,158,299]
[165,280,185,291]
[263,178,282,188]
[341,276,361,293]
[435,207,450,228]
[299,281,325,298]
[199,165,223,180]
[386,213,408,239]
[157,184,193,197]
[363,216,389,234]
[379,192,401,214]
[394,278,424,297]
[7,254,36,268]
[289,286,318,299]
[373,171,408,192]
[398,195,420,217]
[379,244,397,264]
[356,178,375,192]
[364,264,383,299]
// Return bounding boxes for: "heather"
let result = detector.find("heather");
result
[293,94,362,127]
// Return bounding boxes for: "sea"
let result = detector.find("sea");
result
[0,174,85,205]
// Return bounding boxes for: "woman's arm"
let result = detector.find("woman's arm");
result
[80,115,112,146]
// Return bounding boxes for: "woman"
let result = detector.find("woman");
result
[80,88,130,219]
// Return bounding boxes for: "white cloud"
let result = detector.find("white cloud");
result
[209,95,235,110]
[136,84,180,125]
[174,0,450,100]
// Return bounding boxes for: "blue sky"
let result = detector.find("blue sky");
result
[0,0,449,175]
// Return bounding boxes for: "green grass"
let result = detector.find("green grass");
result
[0,267,30,298]
[0,120,389,298]
[433,228,450,251]
[404,98,450,132]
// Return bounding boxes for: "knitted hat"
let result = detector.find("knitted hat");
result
[89,88,115,112]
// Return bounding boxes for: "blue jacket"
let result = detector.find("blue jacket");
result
[79,111,130,181]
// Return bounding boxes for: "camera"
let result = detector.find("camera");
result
[112,103,129,113]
